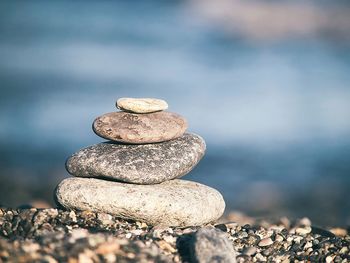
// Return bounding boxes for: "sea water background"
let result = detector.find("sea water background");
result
[0,1,350,226]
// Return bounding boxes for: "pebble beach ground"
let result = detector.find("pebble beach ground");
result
[0,208,349,263]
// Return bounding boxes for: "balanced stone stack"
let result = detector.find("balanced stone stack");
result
[55,98,225,227]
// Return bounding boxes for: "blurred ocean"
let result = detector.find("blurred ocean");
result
[0,1,350,226]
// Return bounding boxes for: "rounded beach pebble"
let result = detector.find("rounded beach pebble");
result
[55,177,225,227]
[93,111,187,144]
[116,97,168,113]
[66,133,205,184]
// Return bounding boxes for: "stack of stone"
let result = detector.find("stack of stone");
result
[55,98,225,227]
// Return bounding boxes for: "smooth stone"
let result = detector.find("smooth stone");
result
[242,247,257,256]
[55,178,226,227]
[93,111,187,144]
[258,237,274,247]
[66,133,205,184]
[116,98,168,113]
[190,227,237,263]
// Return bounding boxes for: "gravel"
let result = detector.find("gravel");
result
[0,208,349,262]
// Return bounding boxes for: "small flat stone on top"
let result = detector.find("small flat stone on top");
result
[117,98,168,113]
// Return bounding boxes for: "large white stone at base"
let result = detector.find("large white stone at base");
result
[55,177,225,227]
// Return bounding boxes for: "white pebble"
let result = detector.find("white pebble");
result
[258,237,273,247]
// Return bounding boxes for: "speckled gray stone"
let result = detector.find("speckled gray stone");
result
[66,133,205,184]
[93,111,187,144]
[191,227,237,263]
[55,178,225,227]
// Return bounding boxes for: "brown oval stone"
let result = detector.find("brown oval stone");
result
[92,111,187,144]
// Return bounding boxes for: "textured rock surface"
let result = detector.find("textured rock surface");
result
[55,178,225,227]
[116,97,168,113]
[1,209,349,262]
[66,133,205,184]
[191,227,237,263]
[93,111,187,144]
